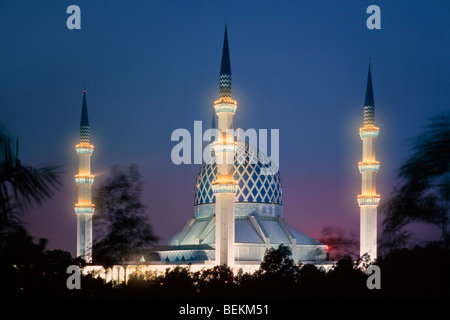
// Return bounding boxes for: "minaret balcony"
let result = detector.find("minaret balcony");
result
[359,125,380,139]
[76,143,94,154]
[214,98,237,114]
[212,141,236,155]
[75,174,95,184]
[212,178,238,194]
[358,161,380,173]
[74,204,95,214]
[357,194,381,206]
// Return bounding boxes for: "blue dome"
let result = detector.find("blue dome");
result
[194,141,283,206]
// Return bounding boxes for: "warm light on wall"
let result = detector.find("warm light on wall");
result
[358,161,379,165]
[213,176,238,186]
[76,142,94,147]
[358,194,380,198]
[360,124,379,132]
[214,97,237,105]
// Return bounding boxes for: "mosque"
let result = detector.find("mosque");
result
[76,26,380,281]
[160,138,326,264]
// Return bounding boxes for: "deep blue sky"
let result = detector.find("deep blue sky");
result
[1,1,449,256]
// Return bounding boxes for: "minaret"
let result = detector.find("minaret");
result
[212,25,238,267]
[357,64,380,260]
[74,89,95,263]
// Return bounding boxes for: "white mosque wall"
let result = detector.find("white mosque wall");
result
[83,260,335,285]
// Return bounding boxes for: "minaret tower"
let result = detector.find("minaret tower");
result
[74,89,95,263]
[358,64,380,260]
[212,25,238,267]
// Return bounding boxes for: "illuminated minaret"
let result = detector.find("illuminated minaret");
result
[212,25,238,267]
[74,89,95,263]
[357,64,380,260]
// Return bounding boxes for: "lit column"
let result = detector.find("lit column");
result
[213,25,238,268]
[357,65,380,260]
[75,89,95,263]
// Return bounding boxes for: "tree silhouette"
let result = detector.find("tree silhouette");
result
[0,225,46,265]
[0,130,61,258]
[381,114,450,251]
[297,263,327,297]
[326,256,369,298]
[93,164,158,264]
[256,244,297,278]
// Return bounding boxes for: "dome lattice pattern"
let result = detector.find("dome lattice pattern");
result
[194,141,282,206]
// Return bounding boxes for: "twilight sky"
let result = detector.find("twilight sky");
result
[0,1,449,256]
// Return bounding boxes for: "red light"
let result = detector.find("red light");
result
[326,245,330,251]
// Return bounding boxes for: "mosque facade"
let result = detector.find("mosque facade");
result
[76,26,379,282]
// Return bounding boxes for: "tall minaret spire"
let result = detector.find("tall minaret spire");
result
[358,63,380,260]
[80,89,90,142]
[75,88,95,263]
[213,25,238,268]
[364,63,375,125]
[219,25,232,98]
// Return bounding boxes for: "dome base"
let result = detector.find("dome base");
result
[194,202,283,219]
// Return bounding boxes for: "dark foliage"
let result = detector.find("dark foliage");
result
[375,243,450,299]
[381,114,450,250]
[0,130,61,258]
[93,164,158,265]
[0,133,62,215]
[1,243,449,300]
